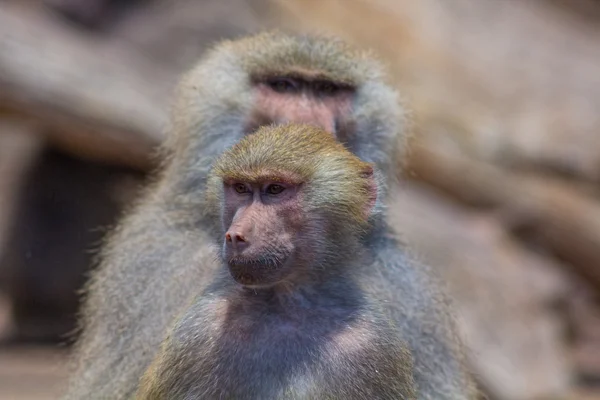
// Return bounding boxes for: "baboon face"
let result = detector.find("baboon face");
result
[212,124,377,289]
[247,73,356,139]
[221,177,305,288]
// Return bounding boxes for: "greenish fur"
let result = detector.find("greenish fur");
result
[211,124,373,227]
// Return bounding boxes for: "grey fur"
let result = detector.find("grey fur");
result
[63,32,475,399]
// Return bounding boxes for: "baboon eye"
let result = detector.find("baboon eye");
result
[266,184,285,195]
[267,78,298,93]
[234,183,249,194]
[314,81,339,95]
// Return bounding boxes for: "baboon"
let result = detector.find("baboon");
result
[64,32,475,399]
[136,124,417,399]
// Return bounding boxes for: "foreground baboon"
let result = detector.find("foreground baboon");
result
[64,32,475,399]
[136,124,417,399]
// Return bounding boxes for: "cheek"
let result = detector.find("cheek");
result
[251,205,298,248]
[282,208,304,233]
[276,204,308,246]
[323,94,352,116]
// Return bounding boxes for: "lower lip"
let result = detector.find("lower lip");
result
[228,261,281,285]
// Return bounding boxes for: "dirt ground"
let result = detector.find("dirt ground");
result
[0,346,68,400]
[0,295,67,400]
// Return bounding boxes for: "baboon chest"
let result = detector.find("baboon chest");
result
[184,299,376,399]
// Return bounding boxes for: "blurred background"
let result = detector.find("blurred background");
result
[0,0,599,399]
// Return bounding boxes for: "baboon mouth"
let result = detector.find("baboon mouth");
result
[227,256,288,286]
[227,256,284,270]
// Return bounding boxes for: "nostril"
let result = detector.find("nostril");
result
[225,231,248,249]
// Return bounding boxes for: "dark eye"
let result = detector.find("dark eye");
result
[267,78,298,93]
[314,81,339,95]
[234,183,248,194]
[266,184,285,195]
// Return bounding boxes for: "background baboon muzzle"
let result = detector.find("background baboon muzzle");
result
[270,112,336,137]
[283,109,336,135]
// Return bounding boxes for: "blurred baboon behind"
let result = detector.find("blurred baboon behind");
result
[65,32,475,399]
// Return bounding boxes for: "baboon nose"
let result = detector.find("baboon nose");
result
[225,231,249,252]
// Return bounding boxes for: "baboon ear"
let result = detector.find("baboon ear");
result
[362,165,377,218]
